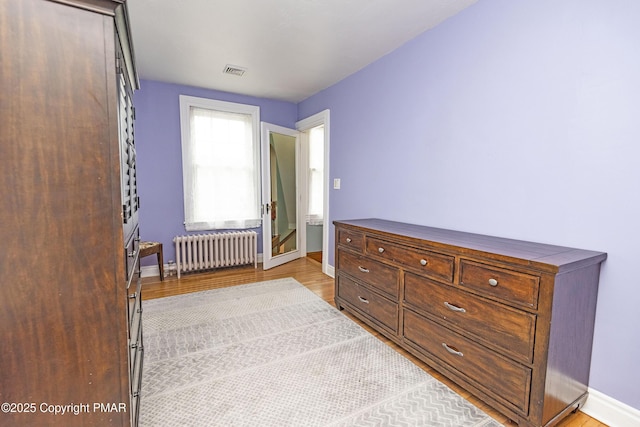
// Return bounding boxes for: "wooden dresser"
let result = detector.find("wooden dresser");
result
[0,1,142,425]
[334,219,606,427]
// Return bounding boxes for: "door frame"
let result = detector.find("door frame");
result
[296,109,331,276]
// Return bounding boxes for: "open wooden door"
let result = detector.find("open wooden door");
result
[261,122,301,269]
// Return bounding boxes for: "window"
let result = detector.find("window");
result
[307,125,324,225]
[179,95,261,231]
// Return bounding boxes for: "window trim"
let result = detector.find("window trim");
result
[179,95,261,231]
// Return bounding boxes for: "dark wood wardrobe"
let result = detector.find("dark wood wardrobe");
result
[0,0,142,425]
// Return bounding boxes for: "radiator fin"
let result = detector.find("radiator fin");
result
[173,231,257,278]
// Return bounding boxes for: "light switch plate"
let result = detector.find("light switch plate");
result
[333,178,341,189]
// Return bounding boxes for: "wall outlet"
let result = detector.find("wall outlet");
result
[333,178,341,189]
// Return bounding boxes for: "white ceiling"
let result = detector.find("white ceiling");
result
[127,0,477,103]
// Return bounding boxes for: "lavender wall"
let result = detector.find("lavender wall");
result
[134,80,297,265]
[300,0,640,412]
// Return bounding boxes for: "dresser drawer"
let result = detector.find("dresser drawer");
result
[337,228,364,253]
[130,388,140,427]
[337,275,398,333]
[127,279,142,332]
[125,230,140,285]
[129,320,143,381]
[460,260,540,309]
[404,309,532,414]
[338,250,399,298]
[366,237,454,283]
[404,272,536,363]
[130,341,143,419]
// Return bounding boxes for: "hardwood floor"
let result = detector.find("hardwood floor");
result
[141,258,606,427]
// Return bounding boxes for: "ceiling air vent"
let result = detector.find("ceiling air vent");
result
[223,65,247,76]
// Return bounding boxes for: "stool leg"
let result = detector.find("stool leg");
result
[157,247,164,281]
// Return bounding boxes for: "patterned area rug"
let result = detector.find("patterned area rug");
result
[140,278,501,426]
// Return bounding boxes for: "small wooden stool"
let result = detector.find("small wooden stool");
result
[139,241,164,281]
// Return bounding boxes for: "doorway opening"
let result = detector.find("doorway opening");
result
[296,110,330,275]
[303,124,324,264]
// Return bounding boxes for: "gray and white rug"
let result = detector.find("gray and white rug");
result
[140,277,501,426]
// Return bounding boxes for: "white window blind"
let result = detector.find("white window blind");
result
[179,96,261,231]
[307,125,324,225]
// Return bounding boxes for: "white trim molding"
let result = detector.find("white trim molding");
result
[140,265,162,279]
[326,264,335,278]
[582,387,640,427]
[296,109,331,277]
[141,254,266,279]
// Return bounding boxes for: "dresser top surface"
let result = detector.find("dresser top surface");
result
[334,218,607,273]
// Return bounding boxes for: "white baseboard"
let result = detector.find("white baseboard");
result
[325,264,335,278]
[144,261,335,280]
[141,254,266,279]
[140,265,161,278]
[582,387,640,427]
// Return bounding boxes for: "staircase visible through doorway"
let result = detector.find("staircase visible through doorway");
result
[307,251,322,263]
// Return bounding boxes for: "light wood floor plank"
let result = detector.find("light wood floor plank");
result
[141,258,606,427]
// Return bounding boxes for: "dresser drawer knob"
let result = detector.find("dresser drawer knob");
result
[488,278,498,287]
[358,266,370,273]
[420,259,428,266]
[378,247,385,253]
[444,302,466,313]
[346,237,352,243]
[357,296,370,304]
[442,343,464,357]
